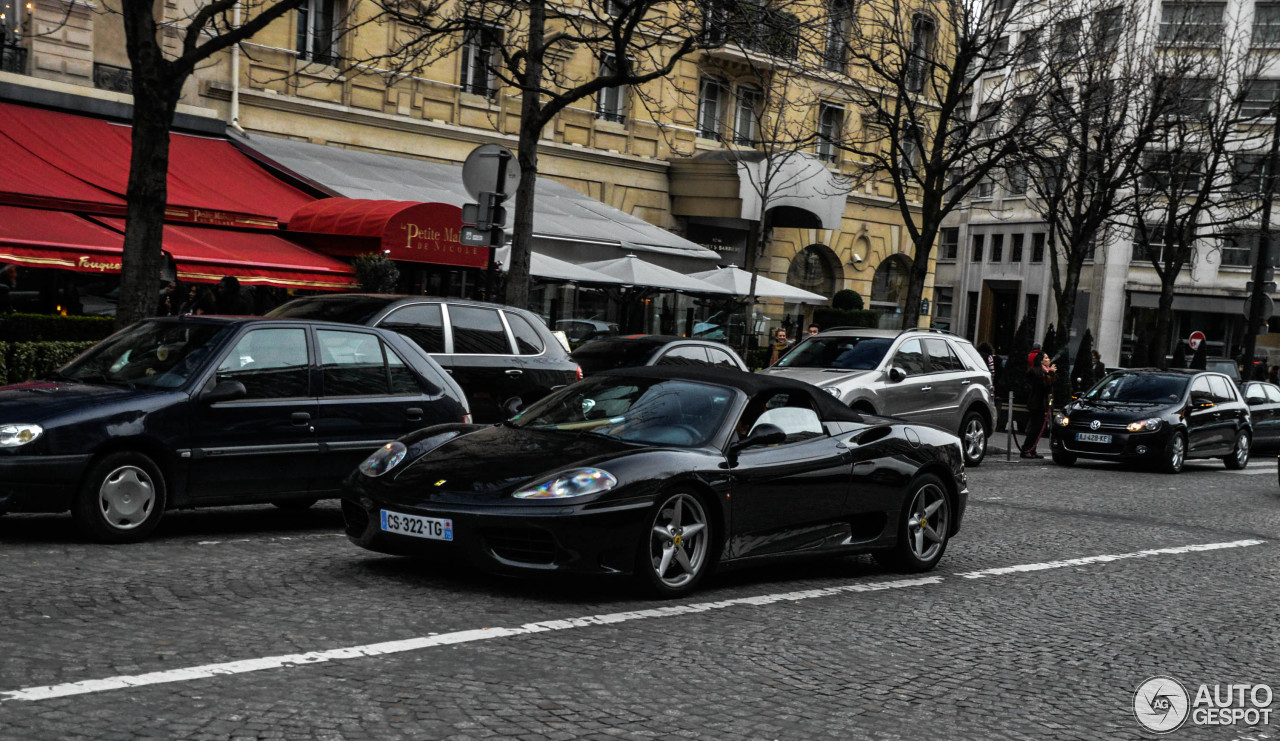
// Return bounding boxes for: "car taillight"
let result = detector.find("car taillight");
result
[462,413,473,424]
[575,365,583,381]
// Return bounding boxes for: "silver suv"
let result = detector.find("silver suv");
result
[759,328,996,465]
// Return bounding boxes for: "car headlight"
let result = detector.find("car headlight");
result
[0,424,42,447]
[1055,414,1069,427]
[822,387,841,397]
[513,468,618,499]
[1127,418,1162,433]
[359,442,408,477]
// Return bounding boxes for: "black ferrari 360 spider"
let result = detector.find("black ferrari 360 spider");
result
[341,366,968,596]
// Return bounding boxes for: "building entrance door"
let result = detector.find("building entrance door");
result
[979,281,1021,353]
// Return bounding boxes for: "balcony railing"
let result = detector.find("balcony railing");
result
[1,39,27,74]
[93,63,133,94]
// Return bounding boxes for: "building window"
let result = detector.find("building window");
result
[1157,76,1213,117]
[824,0,850,72]
[1159,2,1225,44]
[1133,223,1170,263]
[974,177,995,199]
[1019,29,1042,64]
[1142,151,1206,192]
[907,14,935,92]
[971,234,985,262]
[1242,79,1280,119]
[296,0,340,66]
[991,234,1004,262]
[1032,232,1046,262]
[992,35,1010,65]
[1,0,27,75]
[787,245,839,297]
[1053,17,1082,61]
[1234,153,1269,193]
[965,291,979,341]
[817,103,842,163]
[1256,4,1280,45]
[1220,231,1263,267]
[1008,165,1029,195]
[898,125,921,180]
[934,287,954,332]
[1025,293,1040,327]
[734,86,762,146]
[697,77,727,140]
[1011,233,1024,262]
[1093,7,1123,52]
[975,100,1001,139]
[461,24,501,97]
[596,53,625,123]
[940,227,959,260]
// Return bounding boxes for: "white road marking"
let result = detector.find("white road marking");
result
[958,539,1263,579]
[0,538,1265,703]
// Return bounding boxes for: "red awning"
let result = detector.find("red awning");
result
[0,103,314,226]
[286,199,487,269]
[0,205,125,274]
[94,219,358,291]
[0,131,125,212]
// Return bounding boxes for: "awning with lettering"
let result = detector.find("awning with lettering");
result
[93,218,359,290]
[0,205,126,274]
[284,199,488,269]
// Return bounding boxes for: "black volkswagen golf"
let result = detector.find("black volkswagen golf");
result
[0,317,468,542]
[1050,369,1251,473]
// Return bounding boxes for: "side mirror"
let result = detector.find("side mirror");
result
[730,423,786,453]
[1071,394,1080,401]
[202,380,246,404]
[887,367,906,383]
[503,397,524,418]
[1192,398,1215,410]
[1248,397,1264,406]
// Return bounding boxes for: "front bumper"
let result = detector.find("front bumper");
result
[341,484,655,577]
[0,454,92,514]
[1051,425,1173,461]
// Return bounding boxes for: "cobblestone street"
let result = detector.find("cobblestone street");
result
[2,456,1278,740]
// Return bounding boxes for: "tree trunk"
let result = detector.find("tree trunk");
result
[901,231,932,329]
[1151,282,1176,369]
[116,89,178,329]
[503,0,546,311]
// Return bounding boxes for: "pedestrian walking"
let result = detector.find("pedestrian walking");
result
[215,276,253,315]
[1270,366,1279,385]
[1026,342,1042,368]
[1091,350,1105,380]
[978,342,997,376]
[1021,350,1056,459]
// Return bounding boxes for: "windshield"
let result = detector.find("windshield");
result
[267,296,390,324]
[774,336,892,370]
[511,376,736,447]
[1083,373,1189,404]
[59,321,231,389]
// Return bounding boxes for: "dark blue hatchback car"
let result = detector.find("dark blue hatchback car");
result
[0,316,469,542]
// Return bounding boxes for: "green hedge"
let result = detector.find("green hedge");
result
[0,341,96,386]
[811,307,880,329]
[0,313,116,343]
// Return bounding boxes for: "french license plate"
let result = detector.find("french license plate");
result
[1075,432,1112,444]
[380,510,453,541]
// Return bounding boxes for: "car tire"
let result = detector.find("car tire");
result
[72,451,167,543]
[874,473,951,573]
[1052,450,1076,467]
[1223,431,1251,470]
[271,499,319,510]
[636,490,713,598]
[1161,432,1187,474]
[959,411,988,467]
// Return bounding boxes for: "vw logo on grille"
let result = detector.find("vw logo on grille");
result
[1090,420,1102,430]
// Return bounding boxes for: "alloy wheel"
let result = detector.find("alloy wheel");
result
[98,465,156,531]
[1236,434,1250,467]
[905,483,949,562]
[964,418,986,461]
[647,493,710,589]
[1170,435,1185,472]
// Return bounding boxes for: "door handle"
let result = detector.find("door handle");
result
[406,407,423,421]
[920,386,932,392]
[505,369,523,377]
[960,379,971,385]
[291,412,311,425]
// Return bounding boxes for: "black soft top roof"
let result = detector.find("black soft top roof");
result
[598,365,863,422]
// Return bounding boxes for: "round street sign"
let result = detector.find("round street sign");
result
[1188,331,1205,350]
[1242,296,1275,322]
[462,144,521,200]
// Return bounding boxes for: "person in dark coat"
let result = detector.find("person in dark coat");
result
[1021,350,1057,458]
[1091,350,1105,380]
[978,342,997,376]
[215,276,253,315]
